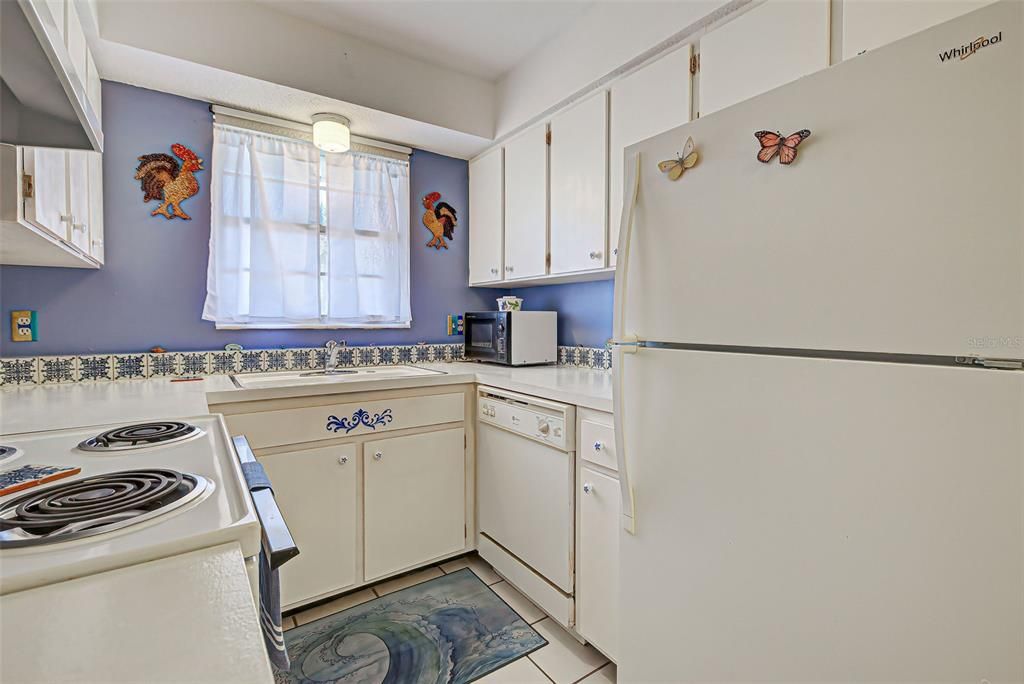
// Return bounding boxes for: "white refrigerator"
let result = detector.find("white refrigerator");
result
[611,1,1023,681]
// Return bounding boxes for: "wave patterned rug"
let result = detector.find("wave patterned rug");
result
[276,568,547,684]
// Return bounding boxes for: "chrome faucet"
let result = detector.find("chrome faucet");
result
[324,340,346,371]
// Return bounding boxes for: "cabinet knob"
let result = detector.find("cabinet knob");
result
[589,251,603,260]
[613,248,618,256]
[583,482,594,495]
[373,451,383,461]
[491,267,499,275]
[338,455,348,465]
[593,441,603,451]
[505,266,514,273]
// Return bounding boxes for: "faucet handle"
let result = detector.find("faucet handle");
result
[325,340,338,350]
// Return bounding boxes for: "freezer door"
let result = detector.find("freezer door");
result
[617,0,1022,358]
[617,348,1023,682]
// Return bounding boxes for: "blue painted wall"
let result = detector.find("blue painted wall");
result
[0,82,504,356]
[509,280,613,348]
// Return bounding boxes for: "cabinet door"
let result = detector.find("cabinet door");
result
[67,151,90,252]
[364,428,466,581]
[549,90,608,274]
[503,123,548,280]
[87,151,104,263]
[258,444,359,607]
[43,0,65,42]
[842,0,995,59]
[86,50,102,122]
[468,147,503,284]
[699,0,830,116]
[609,48,692,266]
[577,466,620,661]
[65,0,89,88]
[23,147,69,239]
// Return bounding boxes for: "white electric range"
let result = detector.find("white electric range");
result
[0,415,262,596]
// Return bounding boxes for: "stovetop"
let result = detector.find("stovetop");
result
[0,415,259,595]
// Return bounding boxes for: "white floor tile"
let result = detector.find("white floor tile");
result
[442,553,501,584]
[528,619,608,684]
[580,663,616,683]
[372,566,445,596]
[476,655,551,683]
[491,581,545,624]
[293,588,376,626]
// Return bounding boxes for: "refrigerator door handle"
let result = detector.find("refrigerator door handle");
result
[612,151,641,534]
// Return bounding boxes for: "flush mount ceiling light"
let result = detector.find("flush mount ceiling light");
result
[312,113,351,153]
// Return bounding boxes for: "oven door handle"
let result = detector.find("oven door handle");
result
[232,435,300,571]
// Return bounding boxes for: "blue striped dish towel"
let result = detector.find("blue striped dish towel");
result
[258,547,290,670]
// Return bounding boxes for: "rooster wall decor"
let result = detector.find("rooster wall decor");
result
[421,191,457,249]
[134,143,204,220]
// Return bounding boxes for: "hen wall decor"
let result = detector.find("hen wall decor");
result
[754,130,811,165]
[422,191,457,249]
[134,143,204,220]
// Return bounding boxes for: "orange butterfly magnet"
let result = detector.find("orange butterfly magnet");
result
[658,136,699,180]
[754,129,811,165]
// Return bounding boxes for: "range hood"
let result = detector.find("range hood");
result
[1,0,102,151]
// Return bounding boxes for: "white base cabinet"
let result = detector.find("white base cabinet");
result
[577,466,620,662]
[258,444,359,607]
[575,408,620,661]
[364,428,467,581]
[215,386,474,611]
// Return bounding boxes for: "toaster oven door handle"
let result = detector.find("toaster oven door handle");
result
[232,435,300,571]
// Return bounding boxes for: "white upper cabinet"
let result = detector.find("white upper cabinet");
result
[609,47,692,267]
[87,150,104,262]
[22,147,69,240]
[842,0,996,59]
[699,0,831,116]
[549,91,609,275]
[67,150,90,252]
[64,1,89,91]
[503,122,549,280]
[468,147,503,284]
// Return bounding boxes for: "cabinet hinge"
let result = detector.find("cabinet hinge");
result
[545,253,551,268]
[21,174,33,199]
[957,356,1024,371]
[690,53,700,75]
[545,130,552,146]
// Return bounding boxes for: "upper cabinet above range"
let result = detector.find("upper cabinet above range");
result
[1,0,103,151]
[841,0,998,59]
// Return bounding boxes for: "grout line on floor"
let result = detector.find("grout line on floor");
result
[569,661,611,684]
[527,654,558,684]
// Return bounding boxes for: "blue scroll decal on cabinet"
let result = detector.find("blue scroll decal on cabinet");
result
[326,408,394,434]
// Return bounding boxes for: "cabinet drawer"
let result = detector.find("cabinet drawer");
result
[580,419,616,472]
[227,393,464,448]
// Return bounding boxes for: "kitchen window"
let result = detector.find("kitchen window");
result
[202,122,411,329]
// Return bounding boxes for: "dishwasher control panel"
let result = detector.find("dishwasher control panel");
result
[477,386,575,451]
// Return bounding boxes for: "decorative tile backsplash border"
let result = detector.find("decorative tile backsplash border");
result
[0,344,610,385]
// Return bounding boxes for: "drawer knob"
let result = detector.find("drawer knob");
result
[589,251,603,260]
[373,451,383,461]
[593,441,603,451]
[338,455,348,465]
[583,482,594,494]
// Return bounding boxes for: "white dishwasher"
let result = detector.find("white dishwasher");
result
[476,386,576,627]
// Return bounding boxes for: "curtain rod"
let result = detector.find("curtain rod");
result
[210,105,414,155]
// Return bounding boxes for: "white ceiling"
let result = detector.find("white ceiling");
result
[261,0,594,80]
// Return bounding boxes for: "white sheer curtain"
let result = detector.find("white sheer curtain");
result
[203,125,321,326]
[325,152,411,327]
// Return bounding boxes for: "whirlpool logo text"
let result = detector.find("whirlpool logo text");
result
[939,31,1003,62]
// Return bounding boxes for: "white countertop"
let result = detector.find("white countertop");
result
[0,542,273,684]
[0,363,612,435]
[204,362,613,412]
[0,378,213,435]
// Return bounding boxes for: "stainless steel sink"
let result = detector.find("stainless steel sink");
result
[230,365,446,389]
